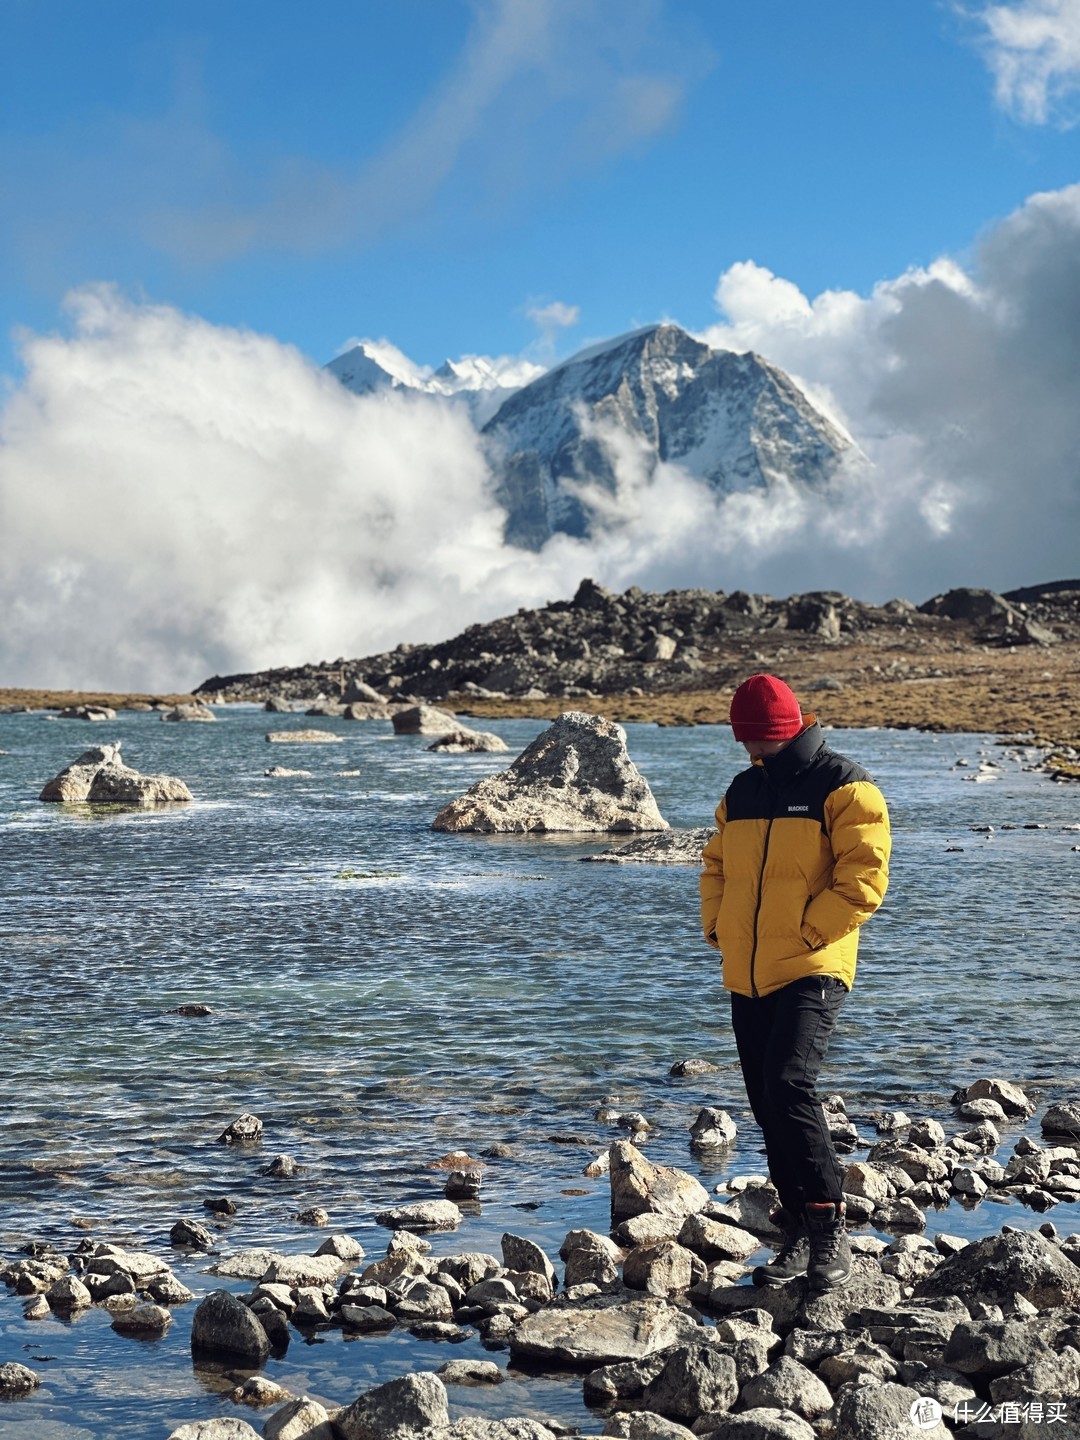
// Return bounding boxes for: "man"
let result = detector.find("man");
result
[700,674,891,1290]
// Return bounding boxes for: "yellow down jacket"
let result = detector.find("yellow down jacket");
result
[700,720,891,997]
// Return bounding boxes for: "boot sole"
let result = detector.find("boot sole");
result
[807,1272,852,1292]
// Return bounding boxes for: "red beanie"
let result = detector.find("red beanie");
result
[730,674,803,742]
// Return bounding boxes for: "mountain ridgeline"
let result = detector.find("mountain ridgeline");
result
[197,579,1080,706]
[326,322,859,549]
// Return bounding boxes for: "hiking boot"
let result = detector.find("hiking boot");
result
[805,1200,851,1290]
[751,1206,809,1287]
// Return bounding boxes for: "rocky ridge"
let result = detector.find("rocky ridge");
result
[196,579,1080,739]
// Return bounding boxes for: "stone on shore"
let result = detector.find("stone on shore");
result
[427,729,509,753]
[265,729,342,743]
[912,1229,1080,1310]
[345,678,386,704]
[58,703,117,720]
[335,1372,449,1440]
[263,1398,335,1440]
[392,704,459,736]
[609,1141,710,1221]
[1042,1101,1080,1137]
[217,1112,263,1145]
[641,1343,738,1422]
[163,703,216,721]
[693,1411,816,1440]
[582,828,715,864]
[262,1253,345,1287]
[689,1107,738,1148]
[190,1289,271,1362]
[433,711,667,834]
[264,765,312,777]
[510,1295,706,1367]
[166,1422,262,1440]
[602,1416,697,1439]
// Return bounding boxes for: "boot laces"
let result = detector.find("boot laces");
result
[812,1226,842,1264]
[775,1229,806,1263]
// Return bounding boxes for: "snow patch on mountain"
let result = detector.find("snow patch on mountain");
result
[326,340,544,425]
[481,322,863,549]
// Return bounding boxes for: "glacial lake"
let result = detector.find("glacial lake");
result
[0,709,1077,1438]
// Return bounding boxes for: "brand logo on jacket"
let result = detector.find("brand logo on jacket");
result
[787,805,810,812]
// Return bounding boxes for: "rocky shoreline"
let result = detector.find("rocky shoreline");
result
[4,1080,1080,1439]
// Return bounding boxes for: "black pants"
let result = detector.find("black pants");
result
[730,975,847,1214]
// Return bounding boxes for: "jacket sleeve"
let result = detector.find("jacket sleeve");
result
[699,796,728,949]
[802,780,890,948]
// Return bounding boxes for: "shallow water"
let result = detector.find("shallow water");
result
[0,709,1077,1436]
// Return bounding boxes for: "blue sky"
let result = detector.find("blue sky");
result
[3,0,1078,375]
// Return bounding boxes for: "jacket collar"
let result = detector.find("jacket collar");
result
[760,719,825,786]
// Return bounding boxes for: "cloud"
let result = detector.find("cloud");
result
[698,183,1080,597]
[3,184,1079,690]
[973,0,1080,124]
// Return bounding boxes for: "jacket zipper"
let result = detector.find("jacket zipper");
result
[749,806,775,999]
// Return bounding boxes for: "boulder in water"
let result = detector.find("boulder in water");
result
[432,711,668,834]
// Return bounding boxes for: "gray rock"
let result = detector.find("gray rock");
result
[670,1058,721,1076]
[265,729,342,744]
[988,1344,1080,1403]
[964,1078,1036,1117]
[622,1240,699,1296]
[147,1274,195,1305]
[58,703,117,720]
[263,1398,336,1440]
[263,1153,301,1177]
[642,1343,738,1422]
[913,1229,1080,1310]
[190,1289,271,1362]
[562,1229,622,1288]
[437,1358,505,1386]
[209,1248,283,1279]
[163,703,216,721]
[617,1214,686,1248]
[314,1232,364,1261]
[264,696,293,712]
[39,742,122,801]
[1043,1101,1080,1138]
[392,704,459,735]
[690,1108,738,1149]
[679,1213,760,1262]
[433,711,667,834]
[610,1141,710,1222]
[583,829,715,865]
[584,1353,669,1405]
[427,729,509,753]
[375,1199,463,1232]
[692,1410,816,1440]
[166,1422,262,1440]
[844,1161,893,1203]
[171,1217,215,1250]
[739,1356,834,1417]
[502,1233,556,1286]
[340,1303,396,1331]
[111,1302,173,1335]
[47,1274,92,1309]
[217,1112,263,1145]
[943,1319,1050,1376]
[603,1415,697,1439]
[335,1372,449,1440]
[344,678,386,704]
[90,1247,170,1279]
[833,1381,949,1438]
[710,1186,783,1240]
[510,1295,707,1367]
[262,1254,344,1288]
[427,1423,559,1440]
[0,1360,41,1394]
